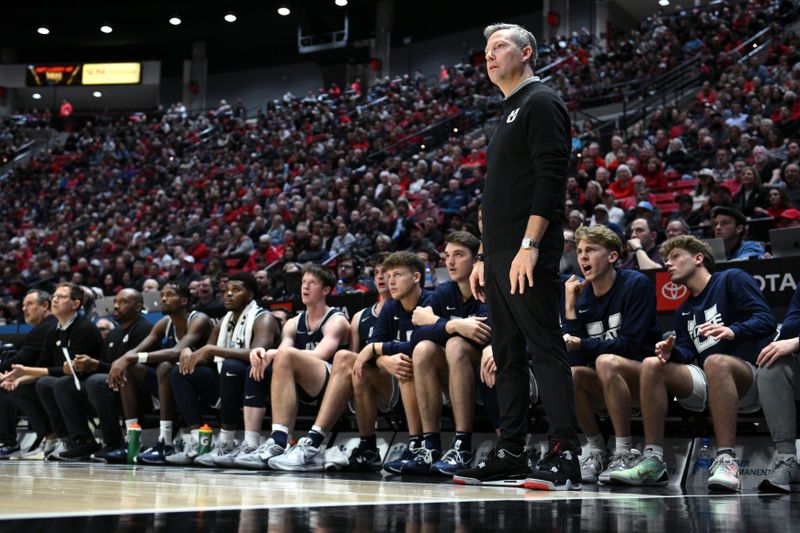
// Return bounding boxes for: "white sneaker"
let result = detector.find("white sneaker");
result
[268,437,324,472]
[45,440,69,461]
[234,438,285,470]
[213,441,256,468]
[323,446,350,471]
[579,451,607,483]
[13,439,54,461]
[708,453,740,492]
[165,437,200,466]
[195,439,237,467]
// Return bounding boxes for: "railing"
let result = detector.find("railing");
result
[736,27,775,65]
[618,55,704,133]
[367,109,482,163]
[0,139,37,179]
[610,19,783,141]
[538,53,577,83]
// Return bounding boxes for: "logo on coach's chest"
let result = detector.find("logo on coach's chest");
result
[506,108,520,123]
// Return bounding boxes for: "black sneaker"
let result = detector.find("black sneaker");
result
[345,447,382,472]
[91,443,127,464]
[524,442,582,491]
[55,441,101,462]
[452,448,530,487]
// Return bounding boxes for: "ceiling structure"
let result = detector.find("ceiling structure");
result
[0,1,524,75]
[0,1,702,76]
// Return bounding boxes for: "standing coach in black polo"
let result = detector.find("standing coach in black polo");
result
[454,23,581,491]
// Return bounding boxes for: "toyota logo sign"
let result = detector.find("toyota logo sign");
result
[661,282,687,300]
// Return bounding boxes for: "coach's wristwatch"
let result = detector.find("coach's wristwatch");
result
[520,237,539,250]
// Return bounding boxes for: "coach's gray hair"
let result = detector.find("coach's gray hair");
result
[483,23,538,67]
[25,289,51,307]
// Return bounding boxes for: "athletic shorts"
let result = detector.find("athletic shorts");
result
[138,365,159,399]
[297,361,333,406]
[677,361,760,413]
[347,371,400,414]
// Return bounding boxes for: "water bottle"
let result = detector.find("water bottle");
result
[198,424,214,455]
[424,265,433,288]
[336,278,345,294]
[694,438,714,483]
[127,423,142,465]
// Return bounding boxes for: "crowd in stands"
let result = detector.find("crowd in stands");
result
[544,0,795,107]
[0,0,798,495]
[0,2,795,325]
[0,62,492,322]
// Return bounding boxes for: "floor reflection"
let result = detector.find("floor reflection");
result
[2,494,798,532]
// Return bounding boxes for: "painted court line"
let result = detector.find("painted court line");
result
[0,462,785,521]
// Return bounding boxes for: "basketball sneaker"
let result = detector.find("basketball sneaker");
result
[759,455,800,493]
[708,453,740,492]
[609,453,669,486]
[234,438,285,470]
[268,437,324,471]
[524,443,582,491]
[452,448,529,487]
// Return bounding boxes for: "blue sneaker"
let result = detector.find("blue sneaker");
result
[91,443,128,464]
[0,443,20,460]
[383,443,419,474]
[431,447,474,476]
[401,447,441,476]
[137,440,175,465]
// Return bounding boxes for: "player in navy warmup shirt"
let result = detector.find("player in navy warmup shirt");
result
[353,251,432,475]
[613,236,776,492]
[756,284,800,493]
[409,231,492,477]
[563,225,661,485]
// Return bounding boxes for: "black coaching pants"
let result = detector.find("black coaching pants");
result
[484,248,579,453]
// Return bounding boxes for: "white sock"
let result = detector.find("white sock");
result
[643,444,664,460]
[272,423,290,434]
[159,421,174,443]
[615,436,632,454]
[219,429,236,445]
[311,425,327,437]
[717,447,735,459]
[191,429,200,442]
[245,431,260,449]
[585,433,605,455]
[125,418,139,430]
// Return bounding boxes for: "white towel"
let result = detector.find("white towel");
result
[214,300,262,371]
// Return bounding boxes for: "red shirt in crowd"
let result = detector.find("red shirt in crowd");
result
[608,179,635,200]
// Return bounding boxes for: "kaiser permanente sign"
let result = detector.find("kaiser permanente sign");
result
[25,62,142,86]
[82,63,141,85]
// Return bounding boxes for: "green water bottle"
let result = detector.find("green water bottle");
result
[127,423,142,464]
[198,424,214,455]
